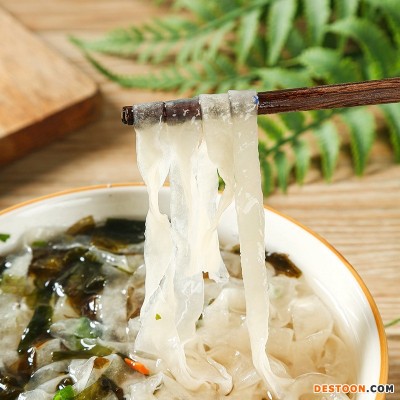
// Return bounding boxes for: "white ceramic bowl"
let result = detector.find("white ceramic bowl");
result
[0,184,388,399]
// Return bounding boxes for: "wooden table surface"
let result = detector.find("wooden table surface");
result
[0,0,398,396]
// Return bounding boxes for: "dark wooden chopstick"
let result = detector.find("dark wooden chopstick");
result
[121,77,400,125]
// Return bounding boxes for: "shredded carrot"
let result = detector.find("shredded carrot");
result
[124,357,150,375]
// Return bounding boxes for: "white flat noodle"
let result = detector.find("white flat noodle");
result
[134,102,172,318]
[0,293,33,369]
[286,373,350,400]
[167,117,204,339]
[128,372,163,400]
[228,90,292,397]
[133,92,352,400]
[318,335,353,383]
[291,295,333,340]
[134,103,179,370]
[17,389,53,400]
[199,93,233,282]
[135,107,228,392]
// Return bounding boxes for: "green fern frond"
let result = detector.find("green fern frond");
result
[237,9,262,66]
[298,47,361,83]
[280,112,306,133]
[256,67,312,90]
[74,0,400,195]
[364,0,400,48]
[293,139,311,185]
[335,0,360,19]
[328,18,397,79]
[314,121,340,182]
[380,103,400,162]
[342,108,375,175]
[274,150,290,192]
[302,0,331,45]
[258,116,285,141]
[267,0,297,65]
[259,142,275,196]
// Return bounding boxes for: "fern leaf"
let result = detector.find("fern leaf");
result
[334,0,359,19]
[267,0,297,65]
[274,150,290,192]
[83,52,199,91]
[329,18,397,79]
[314,121,340,182]
[302,0,330,45]
[207,22,235,61]
[298,47,361,83]
[286,28,306,58]
[258,142,275,196]
[70,34,140,58]
[176,0,216,21]
[256,67,311,90]
[177,33,209,65]
[237,8,262,65]
[258,116,285,141]
[342,108,375,175]
[293,139,311,185]
[280,112,305,133]
[364,0,400,48]
[380,103,400,162]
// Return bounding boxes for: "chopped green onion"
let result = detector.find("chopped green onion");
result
[0,233,10,243]
[155,313,161,320]
[31,240,48,248]
[53,385,75,400]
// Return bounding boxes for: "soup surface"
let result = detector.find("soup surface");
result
[0,216,354,399]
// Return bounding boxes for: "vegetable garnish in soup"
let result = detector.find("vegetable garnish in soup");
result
[0,216,354,400]
[0,91,355,400]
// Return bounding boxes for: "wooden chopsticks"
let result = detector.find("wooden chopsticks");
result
[121,77,400,125]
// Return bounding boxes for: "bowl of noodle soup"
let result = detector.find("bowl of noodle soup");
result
[0,184,387,400]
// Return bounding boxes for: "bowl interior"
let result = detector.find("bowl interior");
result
[0,184,387,399]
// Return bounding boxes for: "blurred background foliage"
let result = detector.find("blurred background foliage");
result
[73,0,400,195]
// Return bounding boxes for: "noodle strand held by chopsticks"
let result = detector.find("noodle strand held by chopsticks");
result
[134,91,292,398]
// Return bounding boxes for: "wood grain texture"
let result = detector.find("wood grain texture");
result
[0,1,398,397]
[258,77,400,114]
[0,8,101,166]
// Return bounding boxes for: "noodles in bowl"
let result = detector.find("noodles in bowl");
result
[0,91,387,399]
[0,185,386,399]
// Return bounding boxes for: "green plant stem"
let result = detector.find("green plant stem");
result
[385,318,400,328]
[265,112,335,156]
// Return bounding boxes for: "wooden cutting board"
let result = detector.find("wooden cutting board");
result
[0,8,101,167]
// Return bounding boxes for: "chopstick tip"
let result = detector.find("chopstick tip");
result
[122,106,134,125]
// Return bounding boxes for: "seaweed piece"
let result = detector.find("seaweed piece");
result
[29,247,87,284]
[0,256,7,275]
[55,256,105,313]
[53,385,75,400]
[16,346,37,382]
[0,274,27,296]
[52,342,113,361]
[18,304,53,353]
[81,294,102,320]
[30,249,67,277]
[74,377,124,400]
[66,216,96,236]
[0,371,24,399]
[265,252,302,278]
[91,218,145,251]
